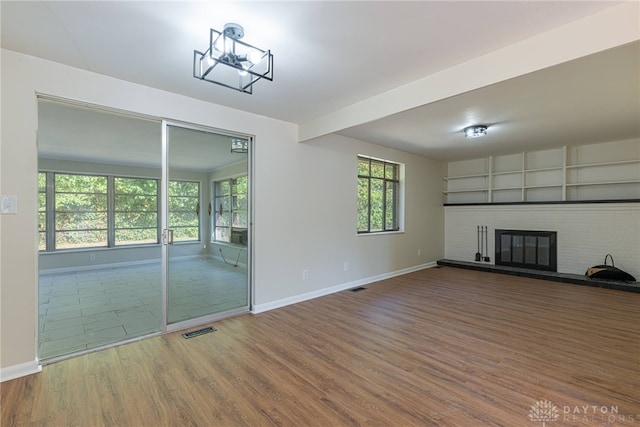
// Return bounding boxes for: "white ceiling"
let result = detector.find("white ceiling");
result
[2,1,638,162]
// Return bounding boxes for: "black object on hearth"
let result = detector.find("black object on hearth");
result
[586,254,636,282]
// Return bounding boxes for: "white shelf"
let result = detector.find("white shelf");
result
[443,188,488,194]
[566,159,640,169]
[445,141,640,204]
[492,170,522,176]
[444,173,488,180]
[524,184,563,189]
[525,166,564,173]
[566,180,640,187]
[493,186,522,191]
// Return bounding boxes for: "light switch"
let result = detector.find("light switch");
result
[1,195,18,214]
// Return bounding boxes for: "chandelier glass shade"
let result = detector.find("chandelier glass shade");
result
[193,23,273,94]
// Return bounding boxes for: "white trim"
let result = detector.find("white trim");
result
[1,360,42,382]
[39,258,161,275]
[38,254,217,275]
[252,262,437,314]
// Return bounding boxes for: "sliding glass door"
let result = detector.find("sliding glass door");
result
[163,122,250,329]
[37,99,164,361]
[37,99,251,361]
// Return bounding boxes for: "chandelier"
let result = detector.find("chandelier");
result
[230,138,248,153]
[193,23,273,94]
[463,125,488,138]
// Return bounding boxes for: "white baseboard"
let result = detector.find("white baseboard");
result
[252,261,437,314]
[39,254,223,275]
[39,258,161,275]
[1,360,42,382]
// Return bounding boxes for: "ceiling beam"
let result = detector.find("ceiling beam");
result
[298,2,640,143]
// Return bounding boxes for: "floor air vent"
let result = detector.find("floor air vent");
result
[182,326,217,339]
[350,287,366,292]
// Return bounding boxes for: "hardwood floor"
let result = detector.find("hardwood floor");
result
[2,266,639,426]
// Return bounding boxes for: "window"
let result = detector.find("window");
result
[357,156,400,233]
[39,172,201,251]
[38,172,47,251]
[54,173,108,249]
[114,177,159,245]
[213,175,248,245]
[169,180,200,242]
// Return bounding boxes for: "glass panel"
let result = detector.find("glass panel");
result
[233,195,248,210]
[357,157,370,176]
[512,235,524,263]
[166,124,249,325]
[38,174,47,250]
[524,236,537,264]
[357,178,369,232]
[115,228,157,245]
[55,211,108,230]
[369,178,384,231]
[500,235,511,262]
[370,160,385,178]
[114,211,157,228]
[385,163,397,180]
[385,181,396,230]
[55,230,108,249]
[232,212,248,228]
[37,100,163,361]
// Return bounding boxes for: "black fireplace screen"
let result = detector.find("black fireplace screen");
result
[495,229,557,272]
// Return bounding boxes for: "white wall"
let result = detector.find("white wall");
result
[444,203,640,280]
[0,49,445,378]
[252,134,445,309]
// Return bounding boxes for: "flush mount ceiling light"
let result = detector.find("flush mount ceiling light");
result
[193,23,273,94]
[464,125,488,138]
[231,138,248,153]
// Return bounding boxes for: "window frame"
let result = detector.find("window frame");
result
[357,155,402,234]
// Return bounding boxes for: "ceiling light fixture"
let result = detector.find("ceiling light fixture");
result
[193,23,273,94]
[464,125,488,138]
[231,138,248,153]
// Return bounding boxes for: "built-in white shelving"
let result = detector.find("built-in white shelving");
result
[444,140,640,203]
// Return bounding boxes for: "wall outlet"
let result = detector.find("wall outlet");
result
[89,254,96,261]
[343,262,349,272]
[417,249,422,256]
[302,269,309,280]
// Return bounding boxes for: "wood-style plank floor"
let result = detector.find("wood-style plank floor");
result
[2,266,639,426]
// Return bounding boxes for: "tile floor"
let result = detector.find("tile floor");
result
[39,257,247,360]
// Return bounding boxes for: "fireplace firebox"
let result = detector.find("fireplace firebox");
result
[495,229,557,272]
